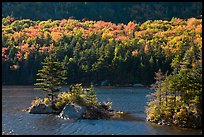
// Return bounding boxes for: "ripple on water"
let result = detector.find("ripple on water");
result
[2,86,202,135]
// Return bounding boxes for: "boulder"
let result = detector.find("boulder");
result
[82,105,110,119]
[82,104,120,120]
[59,103,86,119]
[28,102,123,120]
[29,103,54,114]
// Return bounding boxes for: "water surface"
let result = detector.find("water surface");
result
[2,86,202,135]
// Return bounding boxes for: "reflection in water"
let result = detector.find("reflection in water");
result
[2,86,202,135]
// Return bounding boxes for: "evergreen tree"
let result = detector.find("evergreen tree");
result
[151,69,166,106]
[88,84,98,106]
[34,53,67,108]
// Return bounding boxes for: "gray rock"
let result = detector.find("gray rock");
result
[158,121,162,125]
[82,105,119,120]
[167,122,171,126]
[29,103,54,114]
[100,101,112,110]
[59,103,86,119]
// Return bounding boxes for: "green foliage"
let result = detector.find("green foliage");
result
[67,83,98,106]
[51,83,100,110]
[34,53,67,108]
[146,51,202,128]
[2,17,202,86]
[86,84,98,106]
[69,83,84,104]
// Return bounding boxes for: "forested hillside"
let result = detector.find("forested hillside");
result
[2,2,202,23]
[2,17,202,85]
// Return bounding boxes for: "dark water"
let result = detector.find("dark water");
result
[2,86,202,135]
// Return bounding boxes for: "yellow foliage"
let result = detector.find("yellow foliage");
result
[31,98,43,106]
[43,98,50,105]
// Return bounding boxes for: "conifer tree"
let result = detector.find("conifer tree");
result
[34,53,67,108]
[88,84,98,106]
[151,69,165,106]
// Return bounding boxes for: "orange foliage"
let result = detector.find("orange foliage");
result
[50,32,62,42]
[13,32,21,40]
[171,18,183,26]
[2,47,9,61]
[93,21,113,29]
[144,45,149,54]
[115,35,129,41]
[125,21,137,31]
[135,30,151,38]
[132,50,139,56]
[187,18,199,26]
[59,19,67,27]
[2,17,202,66]
[20,44,29,52]
[26,28,40,37]
[39,46,49,53]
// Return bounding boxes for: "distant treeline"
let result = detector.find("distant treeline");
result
[2,2,202,23]
[2,16,202,85]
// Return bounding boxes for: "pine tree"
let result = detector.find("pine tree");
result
[34,53,67,108]
[88,84,97,106]
[151,69,166,107]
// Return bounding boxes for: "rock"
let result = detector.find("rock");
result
[158,121,162,125]
[59,103,86,119]
[167,122,171,126]
[29,103,54,114]
[2,131,14,135]
[28,101,122,120]
[100,101,112,110]
[161,120,166,125]
[82,105,120,120]
[82,105,111,119]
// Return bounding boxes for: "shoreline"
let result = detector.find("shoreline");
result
[2,85,150,89]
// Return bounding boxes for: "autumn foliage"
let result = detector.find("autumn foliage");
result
[2,16,202,85]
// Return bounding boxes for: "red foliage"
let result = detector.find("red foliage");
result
[15,51,23,61]
[93,21,113,29]
[30,45,36,51]
[2,47,9,61]
[8,17,15,22]
[2,47,9,53]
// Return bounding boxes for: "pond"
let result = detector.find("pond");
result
[2,86,202,135]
